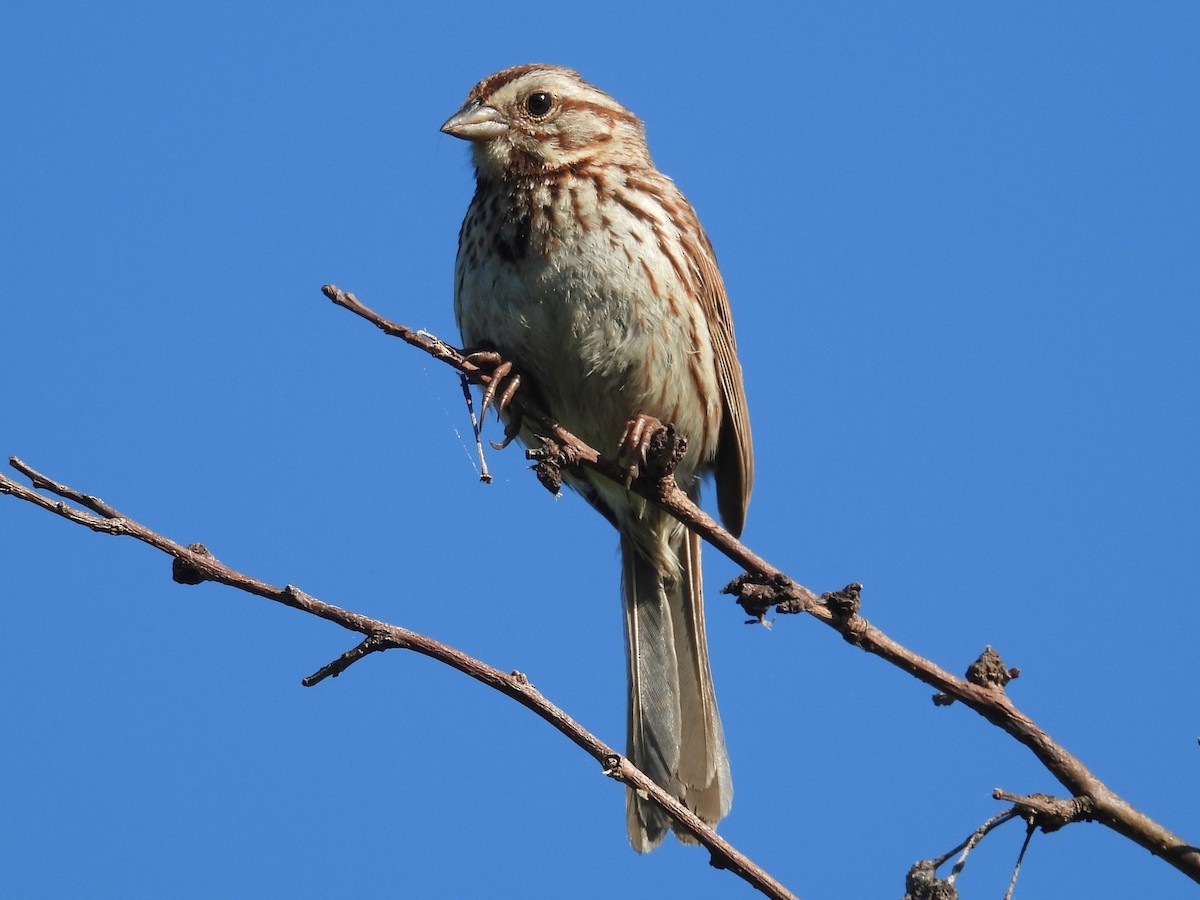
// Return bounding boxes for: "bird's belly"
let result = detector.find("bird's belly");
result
[456,238,720,465]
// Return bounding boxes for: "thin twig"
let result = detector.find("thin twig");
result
[937,809,1019,873]
[1004,822,1037,900]
[302,632,399,686]
[459,372,492,483]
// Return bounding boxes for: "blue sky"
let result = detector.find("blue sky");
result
[3,3,1198,898]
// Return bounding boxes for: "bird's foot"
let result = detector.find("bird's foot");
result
[617,414,686,486]
[463,349,523,447]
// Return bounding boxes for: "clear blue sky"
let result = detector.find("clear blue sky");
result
[4,4,1198,898]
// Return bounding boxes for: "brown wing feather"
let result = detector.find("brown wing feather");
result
[691,229,753,537]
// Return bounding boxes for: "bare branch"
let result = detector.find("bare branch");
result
[3,284,1196,894]
[317,284,1200,885]
[0,458,796,900]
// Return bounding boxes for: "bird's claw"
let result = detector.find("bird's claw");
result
[465,349,523,434]
[490,413,523,450]
[617,413,667,487]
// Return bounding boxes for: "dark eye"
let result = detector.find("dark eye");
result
[524,91,554,117]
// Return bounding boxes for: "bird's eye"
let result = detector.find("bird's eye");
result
[524,92,554,118]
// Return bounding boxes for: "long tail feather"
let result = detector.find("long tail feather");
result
[622,526,732,852]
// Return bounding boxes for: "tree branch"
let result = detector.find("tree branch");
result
[0,457,796,900]
[3,282,1196,893]
[318,283,1200,885]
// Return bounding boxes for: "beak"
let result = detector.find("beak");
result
[441,99,509,142]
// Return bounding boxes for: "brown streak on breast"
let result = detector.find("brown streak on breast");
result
[639,257,661,300]
[611,186,654,224]
[568,184,591,233]
[652,226,691,314]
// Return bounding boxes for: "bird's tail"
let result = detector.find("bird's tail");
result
[622,524,732,852]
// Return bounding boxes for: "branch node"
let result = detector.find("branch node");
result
[172,543,217,585]
[933,646,1019,705]
[966,646,1020,691]
[284,584,315,606]
[527,438,578,496]
[822,582,863,617]
[707,851,731,872]
[903,859,958,900]
[721,571,800,622]
[994,789,1095,833]
[302,632,397,687]
[643,422,687,481]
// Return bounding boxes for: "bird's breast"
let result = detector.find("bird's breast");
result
[454,176,722,465]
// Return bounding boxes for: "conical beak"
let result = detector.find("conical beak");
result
[441,100,509,142]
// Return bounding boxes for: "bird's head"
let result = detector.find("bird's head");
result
[441,64,649,177]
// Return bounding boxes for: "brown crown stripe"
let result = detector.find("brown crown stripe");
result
[470,64,577,100]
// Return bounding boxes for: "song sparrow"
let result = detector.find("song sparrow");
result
[442,64,753,851]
